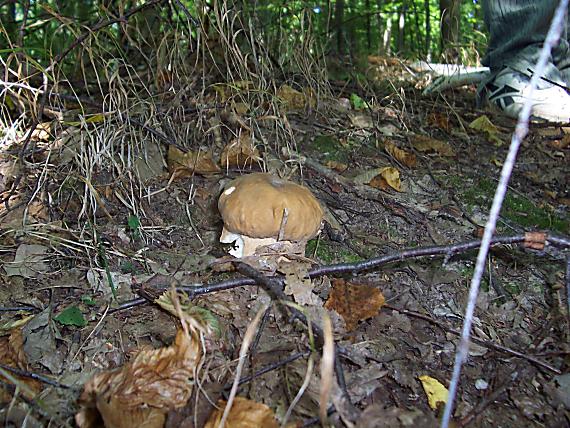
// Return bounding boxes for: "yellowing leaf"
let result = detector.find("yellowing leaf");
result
[419,375,449,410]
[204,397,279,428]
[85,113,106,124]
[469,115,503,146]
[167,146,220,177]
[369,166,402,192]
[411,134,455,157]
[385,141,417,168]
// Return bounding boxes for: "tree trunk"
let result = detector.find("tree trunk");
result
[366,0,371,50]
[397,3,406,54]
[335,0,345,54]
[439,0,461,60]
[425,0,431,59]
[376,0,385,54]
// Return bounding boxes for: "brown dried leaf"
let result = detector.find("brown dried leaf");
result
[324,160,348,172]
[0,329,42,402]
[324,279,385,331]
[76,328,201,428]
[523,231,547,250]
[204,397,279,428]
[31,122,52,142]
[277,84,307,110]
[281,262,321,306]
[385,141,417,168]
[411,134,455,157]
[220,133,261,169]
[427,112,451,132]
[167,146,220,177]
[369,167,402,192]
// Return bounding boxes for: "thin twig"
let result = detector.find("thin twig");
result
[0,364,70,389]
[114,233,568,313]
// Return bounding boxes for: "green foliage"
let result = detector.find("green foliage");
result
[54,305,87,327]
[0,0,486,79]
[350,93,370,110]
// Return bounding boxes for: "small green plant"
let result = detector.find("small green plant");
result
[54,305,87,327]
[127,214,142,240]
[350,93,370,110]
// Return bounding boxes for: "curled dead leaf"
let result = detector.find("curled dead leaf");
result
[369,166,402,192]
[0,328,42,402]
[411,134,455,157]
[75,328,202,428]
[167,146,220,177]
[204,397,279,428]
[220,133,261,169]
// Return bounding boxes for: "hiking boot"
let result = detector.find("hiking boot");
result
[480,66,570,123]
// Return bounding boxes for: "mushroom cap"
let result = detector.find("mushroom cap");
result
[218,173,323,241]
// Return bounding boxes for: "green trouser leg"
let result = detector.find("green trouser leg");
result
[482,0,569,80]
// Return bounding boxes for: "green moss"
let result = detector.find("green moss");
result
[311,135,349,163]
[306,239,362,264]
[460,178,569,234]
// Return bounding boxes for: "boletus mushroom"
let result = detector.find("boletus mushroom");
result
[218,173,323,258]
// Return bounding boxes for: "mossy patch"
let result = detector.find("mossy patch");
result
[306,239,362,264]
[311,135,350,163]
[459,178,568,234]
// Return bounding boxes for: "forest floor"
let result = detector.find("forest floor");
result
[1,58,569,427]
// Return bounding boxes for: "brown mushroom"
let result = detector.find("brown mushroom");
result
[218,173,323,257]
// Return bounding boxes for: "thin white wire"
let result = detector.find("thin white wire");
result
[440,1,570,427]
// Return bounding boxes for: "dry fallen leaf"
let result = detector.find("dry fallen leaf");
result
[349,112,374,129]
[324,279,385,331]
[3,244,50,278]
[31,122,52,142]
[411,134,455,157]
[385,141,417,168]
[277,84,313,110]
[76,328,202,428]
[369,166,402,192]
[427,112,451,132]
[281,262,321,306]
[418,375,449,410]
[167,146,220,177]
[0,328,42,402]
[469,115,504,146]
[220,132,261,169]
[324,160,348,172]
[204,397,279,428]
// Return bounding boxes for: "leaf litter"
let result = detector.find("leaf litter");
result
[0,45,568,428]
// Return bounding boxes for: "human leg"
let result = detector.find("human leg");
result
[479,0,570,122]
